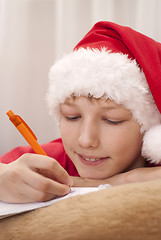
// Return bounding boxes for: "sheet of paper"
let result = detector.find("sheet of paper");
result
[0,187,102,219]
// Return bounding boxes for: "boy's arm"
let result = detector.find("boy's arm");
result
[71,166,161,187]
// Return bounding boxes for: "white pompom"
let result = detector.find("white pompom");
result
[142,125,161,164]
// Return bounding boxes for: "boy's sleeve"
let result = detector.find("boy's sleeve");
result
[0,138,79,176]
[0,138,63,164]
[0,146,35,164]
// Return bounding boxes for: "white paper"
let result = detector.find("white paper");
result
[0,187,105,219]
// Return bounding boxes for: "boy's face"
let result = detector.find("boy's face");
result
[59,96,143,179]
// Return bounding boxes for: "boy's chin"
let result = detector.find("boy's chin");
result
[78,171,112,180]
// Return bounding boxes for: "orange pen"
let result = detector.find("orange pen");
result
[6,110,47,156]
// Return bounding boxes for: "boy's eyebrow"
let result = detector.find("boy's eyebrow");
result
[62,102,76,106]
[101,105,120,110]
[101,105,131,114]
[63,101,121,110]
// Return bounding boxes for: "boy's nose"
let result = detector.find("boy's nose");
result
[78,122,99,149]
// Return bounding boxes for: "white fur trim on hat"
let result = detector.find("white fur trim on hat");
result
[47,48,161,133]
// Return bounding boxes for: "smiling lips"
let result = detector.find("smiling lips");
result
[78,154,109,165]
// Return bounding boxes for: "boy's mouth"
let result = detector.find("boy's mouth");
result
[77,153,109,165]
[82,157,101,162]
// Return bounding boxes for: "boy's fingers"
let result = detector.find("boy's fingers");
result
[8,183,60,203]
[39,162,73,186]
[22,154,73,186]
[20,183,62,203]
[23,168,71,196]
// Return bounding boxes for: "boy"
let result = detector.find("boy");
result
[0,21,161,203]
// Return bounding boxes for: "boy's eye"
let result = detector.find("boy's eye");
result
[103,119,124,125]
[65,116,81,121]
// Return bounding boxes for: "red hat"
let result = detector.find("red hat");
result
[47,21,161,163]
[74,21,161,113]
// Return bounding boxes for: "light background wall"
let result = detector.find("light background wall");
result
[0,0,161,156]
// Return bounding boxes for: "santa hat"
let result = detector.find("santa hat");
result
[47,21,161,164]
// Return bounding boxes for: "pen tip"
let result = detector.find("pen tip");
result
[6,110,15,118]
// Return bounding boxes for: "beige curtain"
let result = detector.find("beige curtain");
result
[0,0,161,156]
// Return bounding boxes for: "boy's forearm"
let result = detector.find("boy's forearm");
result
[72,167,161,187]
[71,174,127,187]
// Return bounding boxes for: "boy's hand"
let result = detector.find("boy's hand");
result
[0,154,72,203]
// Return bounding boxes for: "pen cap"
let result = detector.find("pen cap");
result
[6,110,15,118]
[6,110,37,140]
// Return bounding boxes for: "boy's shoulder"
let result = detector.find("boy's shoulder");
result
[0,138,65,164]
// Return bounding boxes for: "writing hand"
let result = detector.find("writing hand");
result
[0,153,72,203]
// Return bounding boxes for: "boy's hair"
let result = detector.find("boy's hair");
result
[46,21,161,164]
